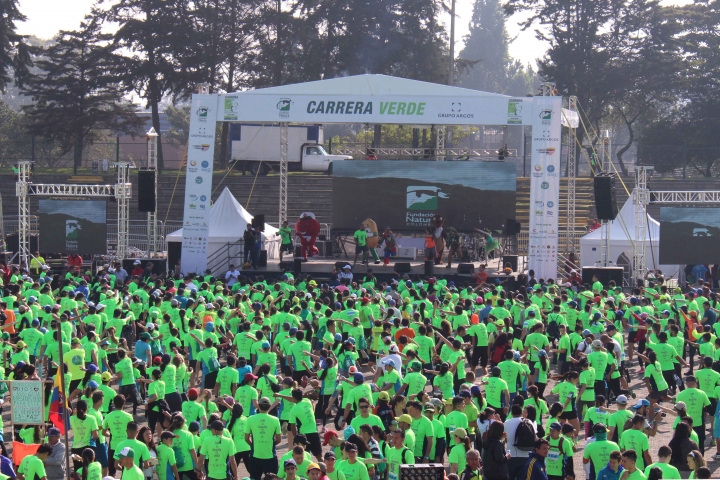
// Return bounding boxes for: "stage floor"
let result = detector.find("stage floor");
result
[240,256,525,286]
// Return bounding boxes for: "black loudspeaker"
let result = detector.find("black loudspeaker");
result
[319,241,334,257]
[593,175,618,221]
[279,261,294,271]
[5,234,39,254]
[137,170,156,213]
[394,262,412,273]
[293,258,302,277]
[581,267,624,285]
[168,242,182,272]
[505,219,521,235]
[502,255,518,272]
[457,263,475,274]
[251,214,265,231]
[424,260,434,276]
[258,250,267,267]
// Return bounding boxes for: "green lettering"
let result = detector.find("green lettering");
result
[336,101,345,114]
[417,102,426,115]
[406,102,417,115]
[388,102,397,115]
[315,101,325,114]
[346,101,354,113]
[380,102,389,114]
[326,101,335,114]
[397,102,406,115]
[354,102,363,114]
[307,101,316,113]
[363,102,372,114]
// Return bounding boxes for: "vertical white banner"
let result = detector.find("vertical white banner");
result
[528,96,562,280]
[181,94,217,274]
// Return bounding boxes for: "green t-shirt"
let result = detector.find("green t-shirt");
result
[279,226,292,244]
[484,377,508,407]
[199,434,236,479]
[695,368,720,398]
[18,455,46,480]
[445,410,469,435]
[498,360,523,394]
[385,446,414,480]
[354,230,368,247]
[289,398,318,435]
[120,463,144,480]
[156,443,177,480]
[63,348,86,380]
[545,435,573,476]
[77,462,103,480]
[402,372,427,398]
[172,429,197,472]
[608,409,633,442]
[244,412,281,459]
[644,362,668,392]
[433,372,454,399]
[646,342,678,371]
[350,414,385,434]
[216,366,240,396]
[583,439,620,472]
[448,443,467,472]
[619,429,650,470]
[551,381,577,412]
[644,462,679,480]
[116,357,136,386]
[182,401,207,424]
[234,384,259,416]
[70,415,98,448]
[579,368,596,401]
[675,388,710,422]
[114,439,151,467]
[103,410,134,449]
[410,415,434,457]
[337,459,370,480]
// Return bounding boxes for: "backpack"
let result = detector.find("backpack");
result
[513,418,537,451]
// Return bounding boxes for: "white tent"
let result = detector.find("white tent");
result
[579,191,681,278]
[167,187,279,273]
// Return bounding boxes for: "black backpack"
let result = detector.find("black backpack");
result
[513,419,537,451]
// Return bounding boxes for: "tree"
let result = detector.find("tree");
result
[503,0,680,173]
[20,19,143,173]
[97,0,197,171]
[0,0,31,92]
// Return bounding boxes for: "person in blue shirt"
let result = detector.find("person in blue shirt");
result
[596,450,624,480]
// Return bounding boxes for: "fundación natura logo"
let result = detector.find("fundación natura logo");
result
[406,186,449,211]
[277,98,291,118]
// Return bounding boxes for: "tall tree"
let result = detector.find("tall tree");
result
[503,0,679,173]
[96,0,196,171]
[20,19,143,173]
[0,0,31,92]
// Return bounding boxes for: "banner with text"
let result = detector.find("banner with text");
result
[181,94,217,274]
[527,96,562,279]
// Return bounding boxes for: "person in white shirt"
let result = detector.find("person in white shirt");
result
[504,404,538,480]
[337,265,353,283]
[225,264,241,286]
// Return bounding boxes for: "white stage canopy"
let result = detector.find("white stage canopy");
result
[169,187,279,274]
[579,192,681,277]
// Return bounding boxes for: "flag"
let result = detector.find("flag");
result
[12,442,39,467]
[48,374,69,435]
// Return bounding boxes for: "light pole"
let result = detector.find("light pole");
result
[448,0,456,86]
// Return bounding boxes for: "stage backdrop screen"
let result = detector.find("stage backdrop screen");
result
[659,207,720,264]
[332,161,516,231]
[38,200,107,254]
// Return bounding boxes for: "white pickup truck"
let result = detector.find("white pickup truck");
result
[229,124,352,175]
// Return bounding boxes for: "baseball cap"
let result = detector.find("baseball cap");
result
[615,395,628,405]
[353,372,364,384]
[631,399,651,409]
[324,451,336,460]
[378,391,390,401]
[161,431,178,440]
[592,340,603,348]
[674,401,687,411]
[322,430,339,445]
[453,427,467,439]
[188,388,199,400]
[424,403,435,412]
[593,423,608,433]
[582,329,592,336]
[395,414,413,424]
[48,427,61,436]
[189,422,201,432]
[343,426,355,440]
[244,373,258,382]
[549,422,562,431]
[307,463,321,472]
[258,397,272,408]
[101,372,112,382]
[115,447,135,459]
[284,459,297,468]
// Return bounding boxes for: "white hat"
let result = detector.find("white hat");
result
[389,345,399,353]
[108,268,115,273]
[41,265,50,270]
[343,265,351,270]
[133,260,141,265]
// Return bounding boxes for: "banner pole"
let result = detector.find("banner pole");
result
[56,321,71,480]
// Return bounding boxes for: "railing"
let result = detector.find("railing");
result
[107,220,182,254]
[331,146,518,159]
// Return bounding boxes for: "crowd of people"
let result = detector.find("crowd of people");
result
[0,258,719,480]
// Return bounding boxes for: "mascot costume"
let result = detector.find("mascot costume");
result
[295,212,320,261]
[431,214,446,265]
[362,218,381,264]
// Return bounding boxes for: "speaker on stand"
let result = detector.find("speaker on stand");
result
[251,214,265,231]
[593,175,619,221]
[138,170,157,213]
[424,260,434,276]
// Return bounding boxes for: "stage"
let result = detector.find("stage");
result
[238,257,524,288]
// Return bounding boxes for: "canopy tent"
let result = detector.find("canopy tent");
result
[168,187,279,273]
[579,192,681,278]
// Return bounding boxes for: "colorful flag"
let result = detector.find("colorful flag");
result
[48,374,69,434]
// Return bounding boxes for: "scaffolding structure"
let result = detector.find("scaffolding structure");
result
[633,167,651,279]
[564,96,578,253]
[279,122,289,224]
[146,128,159,257]
[599,130,612,266]
[14,160,132,266]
